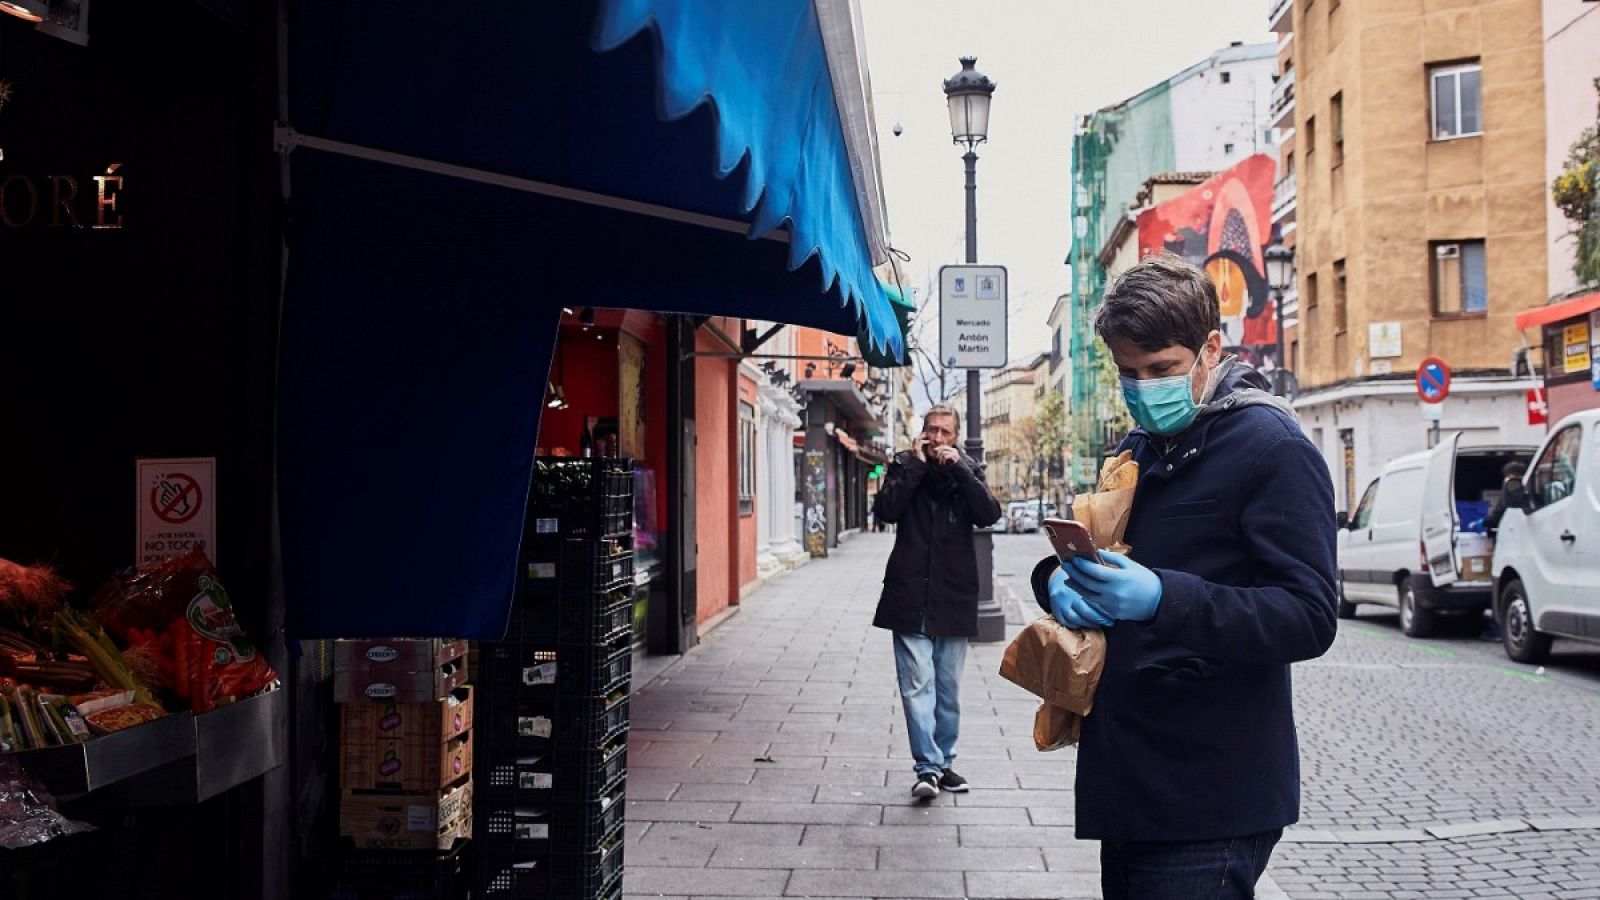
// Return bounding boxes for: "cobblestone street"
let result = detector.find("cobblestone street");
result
[622,533,1600,899]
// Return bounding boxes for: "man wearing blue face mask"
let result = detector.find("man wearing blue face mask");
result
[1029,254,1338,900]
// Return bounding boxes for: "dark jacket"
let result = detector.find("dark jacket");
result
[873,448,1003,637]
[1484,478,1526,536]
[1030,361,1338,842]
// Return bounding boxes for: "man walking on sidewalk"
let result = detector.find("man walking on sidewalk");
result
[1031,255,1338,899]
[871,405,1003,799]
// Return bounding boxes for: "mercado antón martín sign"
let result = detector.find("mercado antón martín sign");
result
[939,264,1008,370]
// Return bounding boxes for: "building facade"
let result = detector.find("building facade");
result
[1542,0,1600,302]
[1280,0,1550,509]
[981,354,1050,501]
[1068,41,1278,488]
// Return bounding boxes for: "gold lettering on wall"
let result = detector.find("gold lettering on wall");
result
[0,164,124,230]
[92,163,123,229]
[49,175,81,228]
[1,174,38,228]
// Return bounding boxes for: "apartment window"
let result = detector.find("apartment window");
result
[738,401,756,515]
[1305,271,1319,309]
[1221,71,1232,85]
[1430,62,1482,140]
[1432,240,1487,316]
[1333,260,1347,333]
[1286,151,1295,176]
[1331,93,1344,167]
[1305,115,1316,160]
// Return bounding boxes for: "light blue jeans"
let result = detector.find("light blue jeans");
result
[892,631,968,776]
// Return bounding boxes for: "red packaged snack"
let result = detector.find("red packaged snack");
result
[93,547,276,714]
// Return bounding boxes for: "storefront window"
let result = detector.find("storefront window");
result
[738,401,756,515]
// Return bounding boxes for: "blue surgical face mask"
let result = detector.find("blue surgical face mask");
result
[1119,353,1206,436]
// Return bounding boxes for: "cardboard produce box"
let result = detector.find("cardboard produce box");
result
[334,638,468,673]
[343,727,473,792]
[1462,555,1493,580]
[342,686,474,746]
[340,777,473,851]
[334,655,468,703]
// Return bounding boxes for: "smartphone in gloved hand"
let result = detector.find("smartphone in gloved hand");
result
[1043,518,1102,565]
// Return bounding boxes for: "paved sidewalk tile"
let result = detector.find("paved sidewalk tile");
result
[784,869,967,898]
[622,538,1083,898]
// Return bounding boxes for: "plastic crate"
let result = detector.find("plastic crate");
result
[519,538,634,602]
[553,692,630,754]
[551,736,628,800]
[551,781,627,849]
[552,833,624,898]
[473,676,557,752]
[471,855,548,899]
[527,458,634,540]
[480,637,631,700]
[506,585,633,647]
[477,749,554,793]
[325,839,468,900]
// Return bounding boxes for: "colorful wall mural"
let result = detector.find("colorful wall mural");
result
[1136,154,1281,368]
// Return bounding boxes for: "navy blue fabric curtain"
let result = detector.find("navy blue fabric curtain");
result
[281,1,898,638]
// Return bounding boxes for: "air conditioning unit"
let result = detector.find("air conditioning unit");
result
[1435,244,1461,260]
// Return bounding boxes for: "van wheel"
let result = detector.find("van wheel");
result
[1500,579,1552,664]
[1337,582,1358,619]
[1398,577,1436,638]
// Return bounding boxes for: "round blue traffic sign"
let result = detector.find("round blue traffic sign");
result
[1416,356,1451,404]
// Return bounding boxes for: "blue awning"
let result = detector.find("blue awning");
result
[279,1,900,638]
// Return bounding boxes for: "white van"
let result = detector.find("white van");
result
[1491,409,1600,663]
[1337,434,1534,637]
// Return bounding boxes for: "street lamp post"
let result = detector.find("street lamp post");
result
[944,57,1005,642]
[1264,238,1295,398]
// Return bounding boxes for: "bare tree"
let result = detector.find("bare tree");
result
[1017,389,1072,508]
[905,280,959,410]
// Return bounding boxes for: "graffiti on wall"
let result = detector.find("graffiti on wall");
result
[1136,154,1281,369]
[803,450,827,557]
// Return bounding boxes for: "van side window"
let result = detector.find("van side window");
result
[1351,479,1379,529]
[1528,426,1582,509]
[1372,468,1425,526]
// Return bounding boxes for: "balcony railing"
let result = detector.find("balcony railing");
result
[1272,172,1297,222]
[1270,69,1295,129]
[1268,0,1293,33]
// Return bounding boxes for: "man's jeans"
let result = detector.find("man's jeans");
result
[1100,829,1283,900]
[892,632,967,775]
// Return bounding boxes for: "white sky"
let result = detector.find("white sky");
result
[860,0,1273,368]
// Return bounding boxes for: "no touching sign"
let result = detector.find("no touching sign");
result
[137,458,216,566]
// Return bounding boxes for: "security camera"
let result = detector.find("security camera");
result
[892,122,904,137]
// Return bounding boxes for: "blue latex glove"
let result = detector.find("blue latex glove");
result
[1048,566,1114,630]
[1068,550,1163,623]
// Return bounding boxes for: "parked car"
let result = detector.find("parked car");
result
[1491,410,1600,663]
[1337,434,1534,637]
[1003,500,1055,533]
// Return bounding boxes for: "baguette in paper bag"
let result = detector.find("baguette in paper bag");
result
[1071,451,1138,554]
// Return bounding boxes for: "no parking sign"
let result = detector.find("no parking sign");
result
[136,457,216,566]
[1416,357,1451,403]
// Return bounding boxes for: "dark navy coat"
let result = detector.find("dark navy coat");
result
[874,449,1003,637]
[1031,362,1338,841]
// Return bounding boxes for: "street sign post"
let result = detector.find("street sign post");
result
[939,264,1008,370]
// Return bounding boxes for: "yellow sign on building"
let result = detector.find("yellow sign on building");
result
[1564,322,1591,375]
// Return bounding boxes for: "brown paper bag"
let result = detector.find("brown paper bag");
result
[999,617,1105,714]
[1034,704,1081,751]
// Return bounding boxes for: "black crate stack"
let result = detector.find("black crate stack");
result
[471,458,634,900]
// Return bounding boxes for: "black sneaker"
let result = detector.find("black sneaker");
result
[911,772,941,799]
[939,768,970,793]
